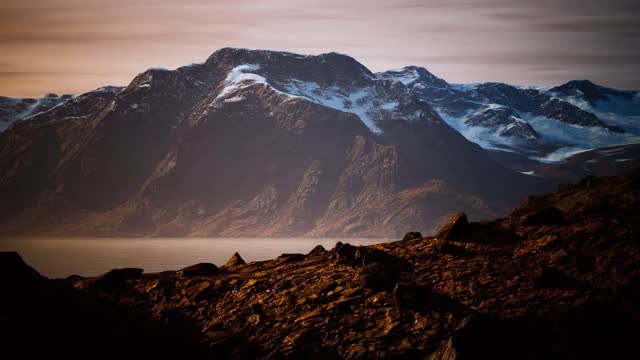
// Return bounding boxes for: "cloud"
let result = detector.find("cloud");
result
[0,0,638,96]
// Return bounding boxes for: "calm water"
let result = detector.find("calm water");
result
[0,237,391,278]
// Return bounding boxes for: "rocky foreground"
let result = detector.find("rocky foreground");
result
[2,171,640,359]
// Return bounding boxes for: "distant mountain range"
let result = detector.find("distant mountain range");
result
[0,48,637,237]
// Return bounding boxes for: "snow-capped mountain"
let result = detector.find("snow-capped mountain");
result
[0,48,547,238]
[0,93,72,131]
[0,87,123,131]
[377,67,640,163]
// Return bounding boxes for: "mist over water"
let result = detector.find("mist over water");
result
[0,238,390,278]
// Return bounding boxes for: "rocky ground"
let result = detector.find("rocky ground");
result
[2,171,640,359]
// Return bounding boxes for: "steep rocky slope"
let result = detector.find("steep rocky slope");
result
[3,170,639,359]
[0,48,546,237]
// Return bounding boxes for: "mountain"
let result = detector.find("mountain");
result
[378,67,640,166]
[0,48,548,238]
[0,93,72,131]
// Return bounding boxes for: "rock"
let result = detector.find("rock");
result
[358,262,398,291]
[330,242,400,268]
[402,232,422,241]
[520,207,564,226]
[0,252,46,286]
[427,316,544,360]
[436,213,468,240]
[177,263,221,277]
[224,252,246,267]
[330,242,358,264]
[393,281,433,306]
[307,245,327,257]
[185,281,211,300]
[277,253,305,263]
[92,268,143,290]
[534,268,584,289]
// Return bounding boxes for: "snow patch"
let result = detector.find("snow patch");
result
[283,79,384,133]
[216,64,267,100]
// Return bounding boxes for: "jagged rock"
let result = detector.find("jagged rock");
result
[92,268,143,290]
[307,245,327,257]
[177,263,220,277]
[520,206,564,226]
[402,232,422,241]
[224,252,246,267]
[436,213,468,240]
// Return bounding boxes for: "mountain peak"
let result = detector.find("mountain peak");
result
[377,66,448,89]
[204,47,374,85]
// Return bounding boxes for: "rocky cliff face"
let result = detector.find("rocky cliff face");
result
[3,171,639,359]
[0,48,546,237]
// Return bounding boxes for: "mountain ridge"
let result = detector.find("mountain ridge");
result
[0,48,549,238]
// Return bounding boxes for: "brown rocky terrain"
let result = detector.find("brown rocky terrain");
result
[2,170,639,359]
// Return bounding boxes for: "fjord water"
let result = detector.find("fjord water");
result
[0,238,390,278]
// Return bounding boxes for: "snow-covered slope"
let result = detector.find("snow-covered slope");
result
[0,93,72,131]
[378,67,640,162]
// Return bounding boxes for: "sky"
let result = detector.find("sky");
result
[0,0,638,97]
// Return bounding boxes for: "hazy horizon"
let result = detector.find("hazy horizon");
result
[1,0,639,97]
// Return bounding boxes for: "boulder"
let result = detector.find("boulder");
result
[92,268,143,290]
[307,245,327,257]
[436,213,468,240]
[177,263,220,277]
[224,252,246,267]
[402,232,422,241]
[520,207,564,226]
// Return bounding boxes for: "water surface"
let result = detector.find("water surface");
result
[0,237,391,278]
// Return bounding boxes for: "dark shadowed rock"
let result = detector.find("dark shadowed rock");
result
[521,207,564,226]
[177,263,220,277]
[403,231,423,241]
[359,262,398,291]
[534,268,584,289]
[436,213,468,240]
[92,268,143,290]
[0,251,46,286]
[307,244,327,257]
[393,281,433,306]
[277,253,305,263]
[224,252,246,267]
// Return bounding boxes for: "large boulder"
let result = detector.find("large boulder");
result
[436,213,469,240]
[177,263,220,277]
